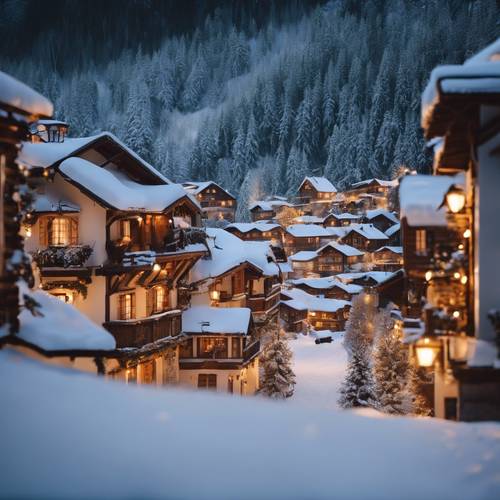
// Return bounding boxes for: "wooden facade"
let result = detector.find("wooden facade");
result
[185,182,236,222]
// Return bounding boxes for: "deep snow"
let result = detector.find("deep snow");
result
[1,339,500,499]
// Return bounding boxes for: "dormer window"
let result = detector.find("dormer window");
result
[29,120,68,143]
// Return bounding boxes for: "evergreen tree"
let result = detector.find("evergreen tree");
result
[338,349,374,409]
[343,292,378,355]
[372,307,409,415]
[260,330,296,399]
[405,365,432,417]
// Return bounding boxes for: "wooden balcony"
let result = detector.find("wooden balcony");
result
[243,340,260,363]
[104,310,182,348]
[247,288,280,315]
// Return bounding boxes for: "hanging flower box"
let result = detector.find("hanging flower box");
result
[32,245,93,268]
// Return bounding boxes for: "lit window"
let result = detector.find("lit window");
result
[119,293,135,320]
[50,217,70,246]
[121,219,131,239]
[221,201,226,207]
[415,229,427,255]
[153,286,165,313]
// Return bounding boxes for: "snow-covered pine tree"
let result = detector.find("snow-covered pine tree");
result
[343,292,378,355]
[260,330,296,399]
[338,348,374,409]
[372,306,409,415]
[404,365,431,417]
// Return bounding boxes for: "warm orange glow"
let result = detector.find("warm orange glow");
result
[453,272,461,279]
[210,290,220,301]
[460,275,468,285]
[153,263,161,272]
[463,229,471,239]
[425,270,432,282]
[452,310,460,318]
[445,186,466,213]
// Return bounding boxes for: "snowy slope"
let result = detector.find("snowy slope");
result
[1,349,500,499]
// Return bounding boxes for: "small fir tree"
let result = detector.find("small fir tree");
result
[372,307,409,414]
[404,365,432,417]
[260,330,296,399]
[338,348,374,408]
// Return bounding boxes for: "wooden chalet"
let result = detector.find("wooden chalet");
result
[404,39,500,421]
[225,223,284,246]
[372,246,403,272]
[249,198,292,222]
[290,242,364,278]
[290,277,362,301]
[341,223,389,252]
[296,176,337,204]
[189,228,282,324]
[342,178,397,211]
[323,212,361,227]
[22,131,208,384]
[362,209,399,233]
[283,224,334,255]
[179,306,260,394]
[280,288,350,333]
[183,181,236,222]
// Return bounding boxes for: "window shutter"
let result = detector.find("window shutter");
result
[163,287,169,310]
[118,295,124,320]
[146,288,153,316]
[47,217,54,246]
[69,217,78,245]
[39,216,48,246]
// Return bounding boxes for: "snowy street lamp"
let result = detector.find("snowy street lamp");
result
[210,289,220,301]
[415,337,441,367]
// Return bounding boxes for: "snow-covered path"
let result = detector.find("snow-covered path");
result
[289,333,347,409]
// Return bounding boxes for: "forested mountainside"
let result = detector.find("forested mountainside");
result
[1,0,498,216]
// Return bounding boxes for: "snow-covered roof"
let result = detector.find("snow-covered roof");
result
[190,228,280,282]
[335,271,395,285]
[249,200,292,211]
[364,209,399,224]
[292,215,324,224]
[0,70,53,117]
[18,131,170,184]
[422,38,500,128]
[14,285,115,352]
[299,176,337,193]
[374,246,403,255]
[281,288,350,313]
[342,223,388,240]
[399,173,464,227]
[350,178,397,189]
[182,306,251,335]
[324,226,349,239]
[183,181,235,199]
[277,261,293,274]
[286,224,331,238]
[290,250,318,262]
[317,241,364,257]
[326,212,361,221]
[385,223,400,237]
[226,223,281,233]
[290,277,362,294]
[33,192,80,213]
[58,157,197,213]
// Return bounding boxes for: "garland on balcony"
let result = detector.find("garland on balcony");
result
[42,280,88,299]
[32,245,93,268]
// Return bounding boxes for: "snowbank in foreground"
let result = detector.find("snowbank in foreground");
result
[0,350,499,500]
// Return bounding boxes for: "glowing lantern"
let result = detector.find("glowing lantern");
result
[443,185,466,214]
[460,275,468,285]
[210,290,220,301]
[153,263,161,272]
[425,270,433,282]
[463,229,471,239]
[415,337,441,367]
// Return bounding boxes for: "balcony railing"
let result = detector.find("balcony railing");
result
[104,310,182,348]
[243,340,260,363]
[106,228,208,263]
[32,245,93,268]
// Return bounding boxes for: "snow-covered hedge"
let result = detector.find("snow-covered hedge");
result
[32,245,93,268]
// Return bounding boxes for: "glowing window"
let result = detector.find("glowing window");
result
[50,217,70,246]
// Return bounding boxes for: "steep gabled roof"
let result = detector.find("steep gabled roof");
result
[183,181,236,200]
[58,157,200,213]
[18,131,170,185]
[365,209,399,225]
[290,276,362,294]
[298,176,337,193]
[342,223,389,241]
[281,288,350,313]
[316,241,364,257]
[350,178,398,189]
[374,246,403,255]
[249,200,292,211]
[226,223,281,233]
